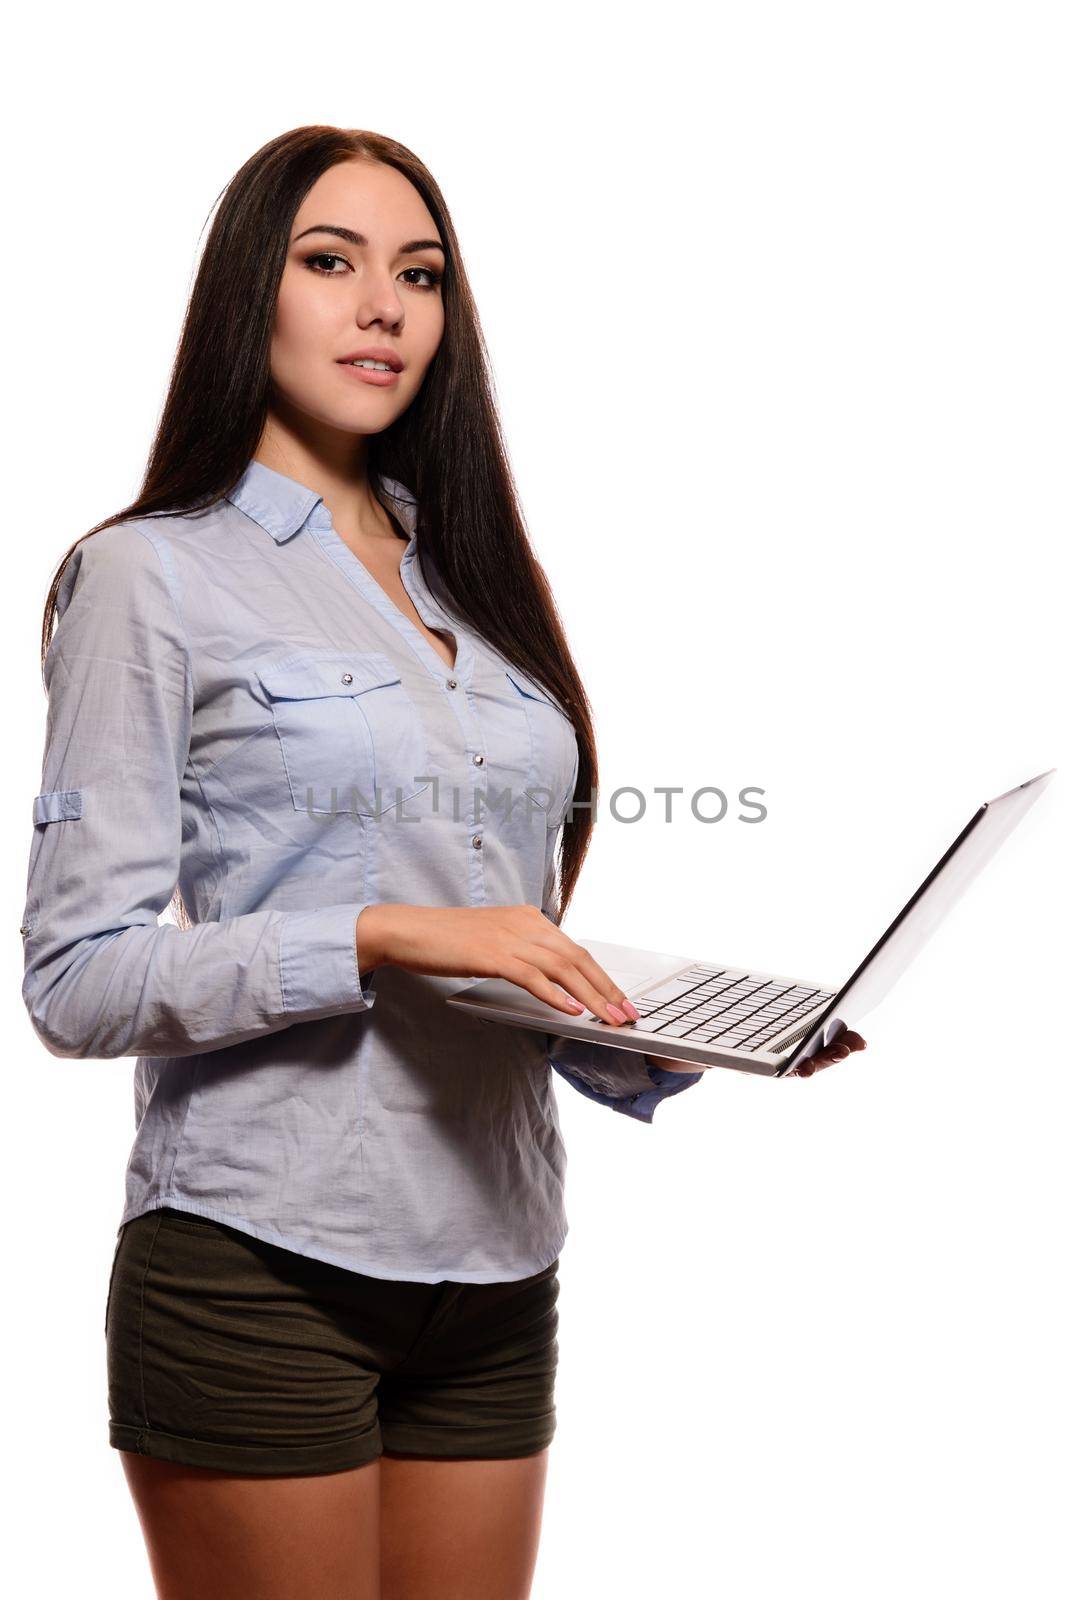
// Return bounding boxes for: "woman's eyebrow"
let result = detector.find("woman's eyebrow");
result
[293,223,447,260]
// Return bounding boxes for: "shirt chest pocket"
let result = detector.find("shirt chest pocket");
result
[256,651,431,817]
[504,666,579,827]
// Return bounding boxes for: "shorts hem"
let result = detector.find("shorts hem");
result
[380,1414,557,1460]
[108,1420,382,1478]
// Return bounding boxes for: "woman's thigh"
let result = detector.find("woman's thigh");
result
[120,1451,382,1600]
[380,1449,549,1600]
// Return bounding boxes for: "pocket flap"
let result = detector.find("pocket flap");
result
[33,788,83,825]
[257,652,402,702]
[504,666,563,711]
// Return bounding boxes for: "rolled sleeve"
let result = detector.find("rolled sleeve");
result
[620,1059,705,1123]
[279,901,379,1017]
[548,1037,704,1123]
[21,523,377,1061]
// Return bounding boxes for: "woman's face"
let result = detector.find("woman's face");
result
[271,159,446,436]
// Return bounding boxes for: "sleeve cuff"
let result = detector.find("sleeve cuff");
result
[278,902,378,1020]
[546,1034,662,1097]
[548,1038,705,1123]
[618,1061,705,1123]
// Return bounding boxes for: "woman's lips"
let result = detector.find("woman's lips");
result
[336,361,400,388]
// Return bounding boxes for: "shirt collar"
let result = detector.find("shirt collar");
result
[226,457,419,548]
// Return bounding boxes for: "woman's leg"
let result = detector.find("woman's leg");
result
[379,1448,550,1600]
[119,1451,382,1600]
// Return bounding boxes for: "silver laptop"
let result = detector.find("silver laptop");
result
[446,769,1055,1077]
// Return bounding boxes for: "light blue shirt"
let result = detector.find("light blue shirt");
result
[21,459,702,1283]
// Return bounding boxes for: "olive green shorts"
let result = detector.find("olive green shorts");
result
[106,1207,560,1477]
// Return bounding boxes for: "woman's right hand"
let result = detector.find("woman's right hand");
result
[356,902,643,1030]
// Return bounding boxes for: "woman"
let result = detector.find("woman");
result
[21,126,865,1600]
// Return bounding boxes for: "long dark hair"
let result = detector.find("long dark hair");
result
[38,125,596,923]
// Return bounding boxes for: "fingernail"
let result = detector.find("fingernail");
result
[621,998,641,1021]
[565,997,584,1012]
[605,1003,627,1023]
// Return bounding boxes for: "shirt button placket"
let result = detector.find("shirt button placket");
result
[443,671,486,899]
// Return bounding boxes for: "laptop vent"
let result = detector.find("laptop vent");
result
[774,1020,817,1053]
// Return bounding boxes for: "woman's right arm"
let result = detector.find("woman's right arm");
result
[21,525,379,1060]
[354,902,637,1027]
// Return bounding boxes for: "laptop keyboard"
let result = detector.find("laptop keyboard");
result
[631,964,836,1053]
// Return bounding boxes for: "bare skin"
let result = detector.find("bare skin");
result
[378,1450,549,1600]
[121,1448,548,1600]
[119,1454,382,1600]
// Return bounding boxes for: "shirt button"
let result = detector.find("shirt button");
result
[472,753,484,765]
[471,834,483,849]
[341,672,353,685]
[446,677,458,690]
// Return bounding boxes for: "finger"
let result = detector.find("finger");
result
[568,945,639,1016]
[530,926,638,1024]
[543,953,634,1026]
[796,1044,848,1075]
[500,954,626,1026]
[552,935,641,1020]
[839,1031,866,1049]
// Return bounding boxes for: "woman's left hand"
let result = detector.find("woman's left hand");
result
[645,1030,867,1077]
[785,1029,866,1076]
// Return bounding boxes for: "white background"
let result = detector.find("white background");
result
[5,2,1063,1595]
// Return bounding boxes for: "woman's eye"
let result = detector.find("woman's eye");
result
[401,266,443,291]
[303,254,441,291]
[305,252,350,275]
